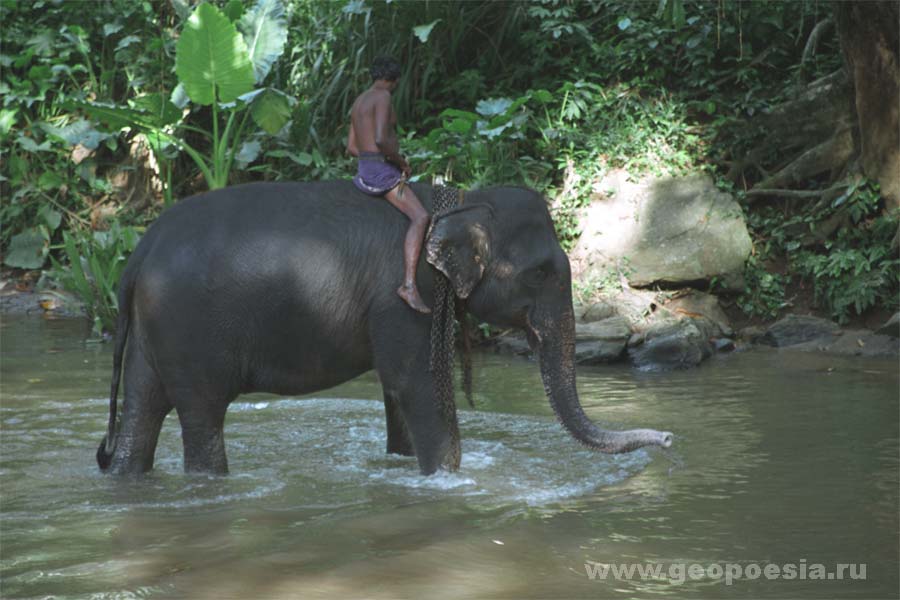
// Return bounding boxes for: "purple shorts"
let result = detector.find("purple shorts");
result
[353,152,403,196]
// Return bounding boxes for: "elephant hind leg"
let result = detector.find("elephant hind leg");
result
[107,342,172,475]
[383,391,414,457]
[171,391,230,475]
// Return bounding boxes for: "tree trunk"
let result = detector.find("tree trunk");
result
[836,1,900,208]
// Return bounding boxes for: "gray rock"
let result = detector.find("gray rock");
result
[761,315,841,347]
[712,337,736,352]
[875,312,900,338]
[628,318,714,371]
[574,339,627,365]
[662,290,733,336]
[575,316,631,341]
[573,316,631,365]
[581,299,616,322]
[738,325,766,343]
[787,330,898,358]
[492,334,532,357]
[570,170,752,291]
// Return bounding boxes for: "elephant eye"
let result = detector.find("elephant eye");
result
[523,266,550,287]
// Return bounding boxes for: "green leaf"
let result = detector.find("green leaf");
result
[39,206,62,232]
[38,171,63,190]
[176,2,256,105]
[444,118,472,134]
[130,93,182,126]
[267,149,312,165]
[5,229,48,269]
[413,19,440,43]
[41,119,111,150]
[249,87,295,134]
[438,108,479,122]
[223,0,244,22]
[617,18,631,31]
[531,89,553,103]
[239,0,288,83]
[62,100,168,132]
[0,108,17,136]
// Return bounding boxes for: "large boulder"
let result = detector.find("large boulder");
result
[570,170,752,291]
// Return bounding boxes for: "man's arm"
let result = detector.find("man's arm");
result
[373,91,405,169]
[346,121,359,157]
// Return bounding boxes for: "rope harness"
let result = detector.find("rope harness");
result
[427,185,474,470]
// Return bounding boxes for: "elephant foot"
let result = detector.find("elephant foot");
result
[397,284,431,314]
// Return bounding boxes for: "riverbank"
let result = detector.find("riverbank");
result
[489,287,898,370]
[5,266,896,370]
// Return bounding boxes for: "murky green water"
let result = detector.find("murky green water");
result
[1,315,898,599]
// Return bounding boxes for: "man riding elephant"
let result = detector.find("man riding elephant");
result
[347,56,431,314]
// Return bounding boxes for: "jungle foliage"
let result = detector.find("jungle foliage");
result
[1,0,897,332]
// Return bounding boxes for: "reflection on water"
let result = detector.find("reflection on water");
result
[1,316,898,598]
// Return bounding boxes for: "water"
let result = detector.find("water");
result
[1,315,897,599]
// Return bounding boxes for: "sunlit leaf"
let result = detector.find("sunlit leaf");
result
[475,97,513,117]
[235,139,261,166]
[413,19,440,43]
[176,2,256,105]
[239,0,288,83]
[617,18,631,31]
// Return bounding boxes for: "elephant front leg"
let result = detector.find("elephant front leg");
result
[372,317,461,475]
[383,391,414,457]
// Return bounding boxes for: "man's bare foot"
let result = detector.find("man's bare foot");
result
[397,284,431,314]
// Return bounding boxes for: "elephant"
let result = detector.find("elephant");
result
[96,180,673,476]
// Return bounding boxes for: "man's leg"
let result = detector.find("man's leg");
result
[383,183,431,314]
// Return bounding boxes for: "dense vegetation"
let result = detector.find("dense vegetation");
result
[1,0,897,334]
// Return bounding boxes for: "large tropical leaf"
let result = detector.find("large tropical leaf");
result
[176,2,256,105]
[63,100,163,131]
[5,228,48,269]
[250,87,295,134]
[238,0,288,84]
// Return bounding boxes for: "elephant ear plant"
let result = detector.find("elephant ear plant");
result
[65,0,295,194]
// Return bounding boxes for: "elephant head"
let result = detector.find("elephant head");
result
[426,186,673,454]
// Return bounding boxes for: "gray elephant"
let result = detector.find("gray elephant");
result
[97,181,672,476]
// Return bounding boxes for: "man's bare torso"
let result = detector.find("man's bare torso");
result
[349,87,398,156]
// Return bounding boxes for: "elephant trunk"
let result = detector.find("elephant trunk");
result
[527,307,673,453]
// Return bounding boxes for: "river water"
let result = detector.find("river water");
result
[1,315,897,599]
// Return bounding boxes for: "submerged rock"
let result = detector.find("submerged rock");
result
[628,318,716,371]
[761,315,841,347]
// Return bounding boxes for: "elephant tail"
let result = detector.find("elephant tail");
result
[97,268,136,471]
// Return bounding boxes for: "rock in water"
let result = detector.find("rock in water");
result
[761,315,841,347]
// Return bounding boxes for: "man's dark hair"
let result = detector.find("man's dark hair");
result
[370,56,402,82]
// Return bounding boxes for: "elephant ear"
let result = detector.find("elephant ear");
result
[426,205,492,299]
